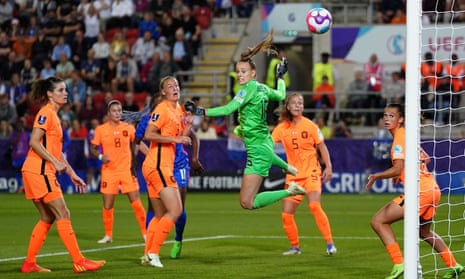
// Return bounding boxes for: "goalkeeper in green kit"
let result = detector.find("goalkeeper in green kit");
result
[184,32,306,210]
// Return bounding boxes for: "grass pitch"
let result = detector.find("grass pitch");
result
[0,192,464,279]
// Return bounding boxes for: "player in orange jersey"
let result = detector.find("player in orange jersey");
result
[91,100,147,244]
[140,76,195,268]
[366,103,463,279]
[272,93,336,256]
[20,77,105,274]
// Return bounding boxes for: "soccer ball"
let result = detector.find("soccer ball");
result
[306,8,333,34]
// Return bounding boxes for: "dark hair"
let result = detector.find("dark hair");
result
[386,103,405,119]
[30,77,64,102]
[238,31,277,71]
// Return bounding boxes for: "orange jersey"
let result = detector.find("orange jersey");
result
[391,127,434,191]
[143,100,185,169]
[22,103,63,175]
[272,117,323,180]
[91,121,135,173]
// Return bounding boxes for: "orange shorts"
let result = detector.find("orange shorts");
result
[100,171,139,195]
[284,172,321,203]
[142,164,178,199]
[22,171,63,203]
[393,176,441,220]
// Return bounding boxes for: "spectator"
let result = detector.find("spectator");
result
[16,0,38,26]
[158,50,178,82]
[134,0,149,18]
[0,0,13,32]
[100,58,117,92]
[363,53,384,125]
[69,29,88,71]
[92,32,111,65]
[69,119,88,139]
[149,0,170,24]
[83,4,100,48]
[171,28,193,78]
[332,118,352,138]
[93,0,111,31]
[109,30,130,62]
[390,9,406,24]
[20,59,37,91]
[313,75,335,109]
[421,51,443,92]
[78,94,105,125]
[40,58,56,78]
[111,52,138,93]
[1,51,23,82]
[159,13,181,46]
[196,117,218,140]
[313,52,337,91]
[345,70,367,124]
[107,0,135,30]
[141,51,161,93]
[77,0,92,19]
[131,30,156,70]
[179,6,202,57]
[51,35,72,64]
[139,11,159,40]
[81,49,102,90]
[55,53,75,84]
[59,103,76,124]
[31,31,51,70]
[62,9,84,46]
[0,92,17,125]
[36,0,57,26]
[41,8,63,45]
[382,71,405,104]
[66,70,87,113]
[315,114,332,139]
[7,73,28,117]
[0,119,12,139]
[444,53,463,123]
[24,15,40,39]
[375,0,404,24]
[171,0,185,20]
[57,0,75,19]
[122,91,140,112]
[8,117,28,192]
[0,31,12,65]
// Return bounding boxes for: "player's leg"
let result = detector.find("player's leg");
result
[370,198,405,279]
[21,200,54,273]
[281,197,301,255]
[307,189,336,255]
[125,175,147,240]
[170,176,187,259]
[98,193,116,243]
[47,194,105,273]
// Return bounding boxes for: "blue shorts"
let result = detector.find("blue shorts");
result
[174,166,189,188]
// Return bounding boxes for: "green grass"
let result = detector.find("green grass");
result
[0,193,464,279]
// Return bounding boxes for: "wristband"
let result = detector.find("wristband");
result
[98,154,103,160]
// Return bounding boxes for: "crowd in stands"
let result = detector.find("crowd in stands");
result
[0,0,248,144]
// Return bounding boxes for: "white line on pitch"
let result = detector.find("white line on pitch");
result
[0,235,380,263]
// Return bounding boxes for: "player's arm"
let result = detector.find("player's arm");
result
[365,159,404,190]
[189,128,204,173]
[419,146,430,164]
[316,141,333,183]
[207,98,241,117]
[60,152,87,192]
[267,78,286,102]
[29,127,63,170]
[144,124,191,145]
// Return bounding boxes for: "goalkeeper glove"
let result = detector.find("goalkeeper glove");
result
[276,57,288,79]
[184,100,206,116]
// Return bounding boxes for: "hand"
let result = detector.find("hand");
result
[276,57,288,79]
[191,158,204,174]
[184,100,206,116]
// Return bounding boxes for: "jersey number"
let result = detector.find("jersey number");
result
[114,138,121,148]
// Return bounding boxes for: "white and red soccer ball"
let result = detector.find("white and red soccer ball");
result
[306,8,333,34]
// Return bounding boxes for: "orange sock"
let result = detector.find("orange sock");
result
[440,247,457,268]
[145,217,160,255]
[130,200,147,237]
[56,219,84,262]
[102,208,113,238]
[308,201,333,244]
[282,212,299,248]
[149,216,175,254]
[25,220,52,263]
[385,242,403,264]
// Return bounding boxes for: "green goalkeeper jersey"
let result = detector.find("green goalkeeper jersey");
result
[207,79,286,145]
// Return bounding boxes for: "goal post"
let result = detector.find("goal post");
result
[404,0,422,278]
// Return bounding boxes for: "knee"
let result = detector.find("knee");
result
[239,199,254,210]
[308,201,321,213]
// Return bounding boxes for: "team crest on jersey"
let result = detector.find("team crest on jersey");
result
[151,113,159,122]
[123,130,128,137]
[393,144,403,158]
[234,89,246,103]
[37,115,47,125]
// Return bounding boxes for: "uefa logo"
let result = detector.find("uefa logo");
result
[387,34,406,55]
